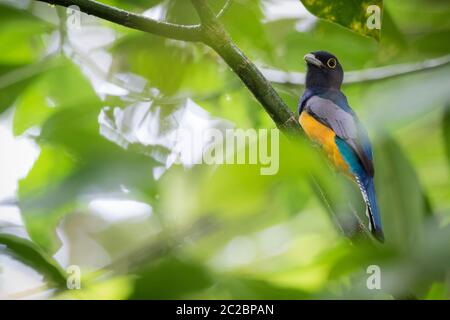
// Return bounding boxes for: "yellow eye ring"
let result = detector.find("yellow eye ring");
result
[327,58,337,69]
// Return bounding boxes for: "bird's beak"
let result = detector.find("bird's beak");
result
[304,53,323,68]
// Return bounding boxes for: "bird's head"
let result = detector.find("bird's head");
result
[304,51,343,90]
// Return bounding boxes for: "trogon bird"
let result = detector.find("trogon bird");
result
[298,51,384,242]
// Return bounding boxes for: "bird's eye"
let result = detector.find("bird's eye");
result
[327,58,337,69]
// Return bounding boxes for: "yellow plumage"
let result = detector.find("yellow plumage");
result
[299,112,350,175]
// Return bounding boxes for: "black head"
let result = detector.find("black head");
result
[304,51,344,90]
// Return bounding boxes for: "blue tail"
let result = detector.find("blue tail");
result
[335,137,384,242]
[362,177,384,242]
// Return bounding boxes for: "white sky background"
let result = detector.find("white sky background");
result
[0,111,39,226]
[0,0,314,298]
[0,111,42,298]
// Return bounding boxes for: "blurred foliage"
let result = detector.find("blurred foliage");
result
[0,0,449,300]
[444,104,450,166]
[0,233,66,288]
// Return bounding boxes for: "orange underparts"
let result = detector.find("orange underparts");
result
[299,112,351,176]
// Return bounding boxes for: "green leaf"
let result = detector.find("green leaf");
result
[0,21,48,65]
[0,4,51,64]
[58,276,134,300]
[13,58,98,136]
[374,133,430,251]
[0,63,44,114]
[130,256,212,299]
[0,4,53,114]
[100,0,165,10]
[327,222,450,298]
[214,276,311,299]
[220,0,273,60]
[425,282,448,300]
[0,233,66,288]
[112,34,223,95]
[300,0,383,41]
[0,3,47,24]
[18,145,76,253]
[443,104,450,167]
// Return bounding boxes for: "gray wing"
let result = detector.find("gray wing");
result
[305,96,374,176]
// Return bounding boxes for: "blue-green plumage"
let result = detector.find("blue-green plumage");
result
[335,137,383,241]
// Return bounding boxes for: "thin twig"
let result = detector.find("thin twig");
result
[37,0,202,41]
[1,284,49,300]
[105,217,219,274]
[217,0,232,19]
[0,197,19,206]
[261,54,450,86]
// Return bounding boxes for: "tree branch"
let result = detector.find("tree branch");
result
[261,54,450,86]
[35,0,300,133]
[188,0,365,241]
[190,0,301,135]
[37,0,202,42]
[32,0,365,241]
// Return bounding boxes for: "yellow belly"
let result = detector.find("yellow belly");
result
[299,111,350,174]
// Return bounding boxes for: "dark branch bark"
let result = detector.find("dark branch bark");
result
[37,0,301,133]
[190,0,301,135]
[37,0,202,41]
